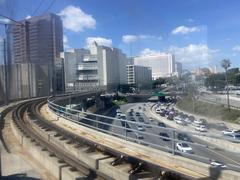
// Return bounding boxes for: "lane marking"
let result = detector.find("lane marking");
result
[206,147,240,166]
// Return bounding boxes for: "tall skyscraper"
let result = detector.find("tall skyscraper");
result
[10,13,63,64]
[6,13,64,97]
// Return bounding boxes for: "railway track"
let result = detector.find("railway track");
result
[10,98,196,180]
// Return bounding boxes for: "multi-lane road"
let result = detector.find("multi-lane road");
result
[96,102,240,171]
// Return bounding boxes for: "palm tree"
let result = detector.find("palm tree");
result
[221,59,231,111]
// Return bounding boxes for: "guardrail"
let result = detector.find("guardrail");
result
[47,98,240,172]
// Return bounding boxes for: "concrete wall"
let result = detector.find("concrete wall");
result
[0,63,52,101]
[0,65,6,104]
[10,117,86,180]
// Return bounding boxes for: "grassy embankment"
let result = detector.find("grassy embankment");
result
[112,96,128,106]
[177,96,240,123]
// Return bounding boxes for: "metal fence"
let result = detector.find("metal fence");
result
[47,98,240,171]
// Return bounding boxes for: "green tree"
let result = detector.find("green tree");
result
[205,73,226,91]
[221,59,231,111]
[152,78,166,88]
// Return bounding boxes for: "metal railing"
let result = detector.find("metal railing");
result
[47,98,240,171]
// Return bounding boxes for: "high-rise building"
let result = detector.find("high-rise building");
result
[127,65,152,88]
[10,13,63,64]
[134,53,175,79]
[62,42,131,91]
[6,13,64,96]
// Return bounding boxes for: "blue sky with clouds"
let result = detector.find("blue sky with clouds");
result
[0,0,240,69]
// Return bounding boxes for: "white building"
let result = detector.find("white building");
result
[174,62,182,77]
[127,65,152,88]
[134,53,175,79]
[61,42,131,91]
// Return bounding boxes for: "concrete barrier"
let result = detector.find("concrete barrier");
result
[10,119,86,180]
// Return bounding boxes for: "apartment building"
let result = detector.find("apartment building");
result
[127,65,152,88]
[62,42,131,91]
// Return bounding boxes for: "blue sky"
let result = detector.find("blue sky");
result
[0,0,240,70]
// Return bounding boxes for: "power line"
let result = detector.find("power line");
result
[43,0,56,14]
[31,0,45,16]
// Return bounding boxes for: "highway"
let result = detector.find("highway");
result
[95,102,240,171]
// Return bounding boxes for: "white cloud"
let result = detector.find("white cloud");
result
[58,5,96,32]
[0,18,11,24]
[169,44,218,66]
[86,37,112,48]
[63,35,70,49]
[122,35,138,43]
[232,45,240,52]
[171,26,201,35]
[188,18,195,23]
[140,48,162,56]
[122,34,162,43]
[25,15,31,19]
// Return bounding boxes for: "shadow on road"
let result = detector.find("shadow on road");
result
[1,173,40,180]
[199,166,222,180]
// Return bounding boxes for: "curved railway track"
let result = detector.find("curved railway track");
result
[9,98,196,180]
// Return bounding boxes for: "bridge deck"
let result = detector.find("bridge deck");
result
[40,104,209,179]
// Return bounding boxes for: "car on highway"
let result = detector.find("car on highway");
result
[155,108,161,114]
[138,116,144,122]
[158,122,166,128]
[149,117,154,122]
[176,119,187,126]
[200,118,207,124]
[195,125,207,132]
[116,109,121,113]
[136,133,144,139]
[174,115,182,122]
[174,116,186,125]
[116,113,122,119]
[193,119,205,126]
[222,129,240,135]
[177,133,192,142]
[129,117,135,121]
[127,111,133,116]
[187,115,195,122]
[182,116,192,124]
[135,112,140,116]
[159,132,170,141]
[166,114,174,120]
[210,160,227,168]
[223,133,240,142]
[169,110,175,116]
[137,125,145,131]
[120,114,127,120]
[159,111,166,117]
[176,143,193,154]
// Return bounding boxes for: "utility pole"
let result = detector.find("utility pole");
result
[3,37,8,105]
